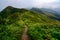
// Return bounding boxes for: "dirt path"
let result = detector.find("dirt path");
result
[20,25,30,40]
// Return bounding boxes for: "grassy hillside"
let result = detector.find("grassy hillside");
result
[0,6,60,40]
[31,8,60,21]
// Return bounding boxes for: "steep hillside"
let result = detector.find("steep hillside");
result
[0,6,60,24]
[31,8,60,21]
[0,6,60,40]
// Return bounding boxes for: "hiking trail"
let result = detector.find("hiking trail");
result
[20,25,30,40]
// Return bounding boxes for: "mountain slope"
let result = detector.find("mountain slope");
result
[31,8,60,21]
[0,6,60,40]
[0,6,60,24]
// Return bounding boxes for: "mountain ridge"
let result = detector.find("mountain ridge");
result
[31,7,60,21]
[0,6,60,40]
[0,6,60,24]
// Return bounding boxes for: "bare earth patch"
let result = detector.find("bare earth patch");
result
[20,25,30,40]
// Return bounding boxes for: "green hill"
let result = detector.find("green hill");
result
[0,6,60,40]
[31,8,60,21]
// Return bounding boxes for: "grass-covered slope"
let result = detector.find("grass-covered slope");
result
[0,6,60,40]
[31,8,60,21]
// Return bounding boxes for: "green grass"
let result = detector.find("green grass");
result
[0,6,60,40]
[0,23,23,40]
[28,24,60,40]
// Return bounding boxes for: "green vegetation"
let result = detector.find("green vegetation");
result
[0,24,23,40]
[0,6,60,40]
[28,23,60,40]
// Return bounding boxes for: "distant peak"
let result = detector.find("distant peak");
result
[6,6,14,9]
[7,6,13,7]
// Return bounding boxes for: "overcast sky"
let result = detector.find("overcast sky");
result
[0,0,60,11]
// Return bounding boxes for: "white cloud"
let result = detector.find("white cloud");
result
[0,0,60,11]
[33,0,56,3]
[32,0,57,8]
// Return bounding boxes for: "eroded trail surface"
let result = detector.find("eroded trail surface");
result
[21,25,30,40]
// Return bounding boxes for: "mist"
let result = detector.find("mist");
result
[0,0,60,11]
